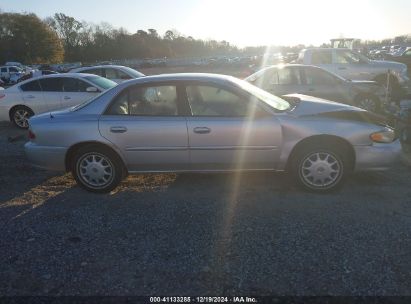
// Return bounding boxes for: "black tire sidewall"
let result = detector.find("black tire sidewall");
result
[72,145,123,193]
[11,106,33,129]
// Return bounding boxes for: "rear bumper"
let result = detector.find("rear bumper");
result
[354,139,402,171]
[24,142,67,171]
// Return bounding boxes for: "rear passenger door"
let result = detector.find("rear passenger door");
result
[19,80,48,114]
[99,83,189,171]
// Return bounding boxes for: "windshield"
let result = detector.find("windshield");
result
[122,66,145,78]
[85,75,117,89]
[234,78,290,111]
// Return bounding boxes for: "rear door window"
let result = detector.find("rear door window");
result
[39,78,63,92]
[20,80,42,92]
[268,68,301,85]
[106,85,178,116]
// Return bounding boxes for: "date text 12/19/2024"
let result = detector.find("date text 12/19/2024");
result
[150,297,258,303]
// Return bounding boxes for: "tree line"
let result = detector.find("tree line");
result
[0,11,247,64]
[2,10,408,65]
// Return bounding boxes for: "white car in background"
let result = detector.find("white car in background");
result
[71,65,145,83]
[0,73,117,128]
[0,66,25,84]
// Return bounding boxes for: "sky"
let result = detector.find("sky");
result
[1,0,411,47]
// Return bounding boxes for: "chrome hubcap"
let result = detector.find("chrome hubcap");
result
[14,110,30,128]
[300,152,341,188]
[77,153,114,188]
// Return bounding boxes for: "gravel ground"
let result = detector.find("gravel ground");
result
[1,122,411,296]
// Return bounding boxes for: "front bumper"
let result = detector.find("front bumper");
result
[354,139,402,171]
[24,142,67,171]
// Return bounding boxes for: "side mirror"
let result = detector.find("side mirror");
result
[86,86,99,93]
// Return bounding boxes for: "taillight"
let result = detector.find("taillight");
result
[28,130,36,140]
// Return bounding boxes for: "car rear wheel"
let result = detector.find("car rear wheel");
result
[11,106,34,129]
[291,145,348,192]
[72,145,124,193]
[354,94,380,113]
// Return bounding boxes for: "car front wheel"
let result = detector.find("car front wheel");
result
[72,145,124,193]
[291,145,348,192]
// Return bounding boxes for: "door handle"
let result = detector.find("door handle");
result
[110,126,127,133]
[25,95,35,99]
[63,96,71,100]
[193,127,211,134]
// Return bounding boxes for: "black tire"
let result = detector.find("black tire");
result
[10,106,34,129]
[71,145,124,193]
[290,144,350,193]
[354,94,380,113]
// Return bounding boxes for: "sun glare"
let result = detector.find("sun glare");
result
[183,0,391,47]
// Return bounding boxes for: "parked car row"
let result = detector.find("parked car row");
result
[0,74,117,128]
[0,65,146,128]
[0,57,405,194]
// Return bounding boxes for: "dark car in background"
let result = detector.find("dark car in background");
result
[245,64,387,112]
[384,47,411,71]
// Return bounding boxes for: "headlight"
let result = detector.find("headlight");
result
[370,128,395,143]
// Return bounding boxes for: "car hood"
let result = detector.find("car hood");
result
[283,94,363,116]
[282,94,389,126]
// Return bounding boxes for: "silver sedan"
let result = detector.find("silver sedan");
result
[25,73,401,193]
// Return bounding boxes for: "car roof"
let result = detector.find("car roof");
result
[14,73,100,87]
[72,65,130,71]
[116,73,238,86]
[0,65,21,68]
